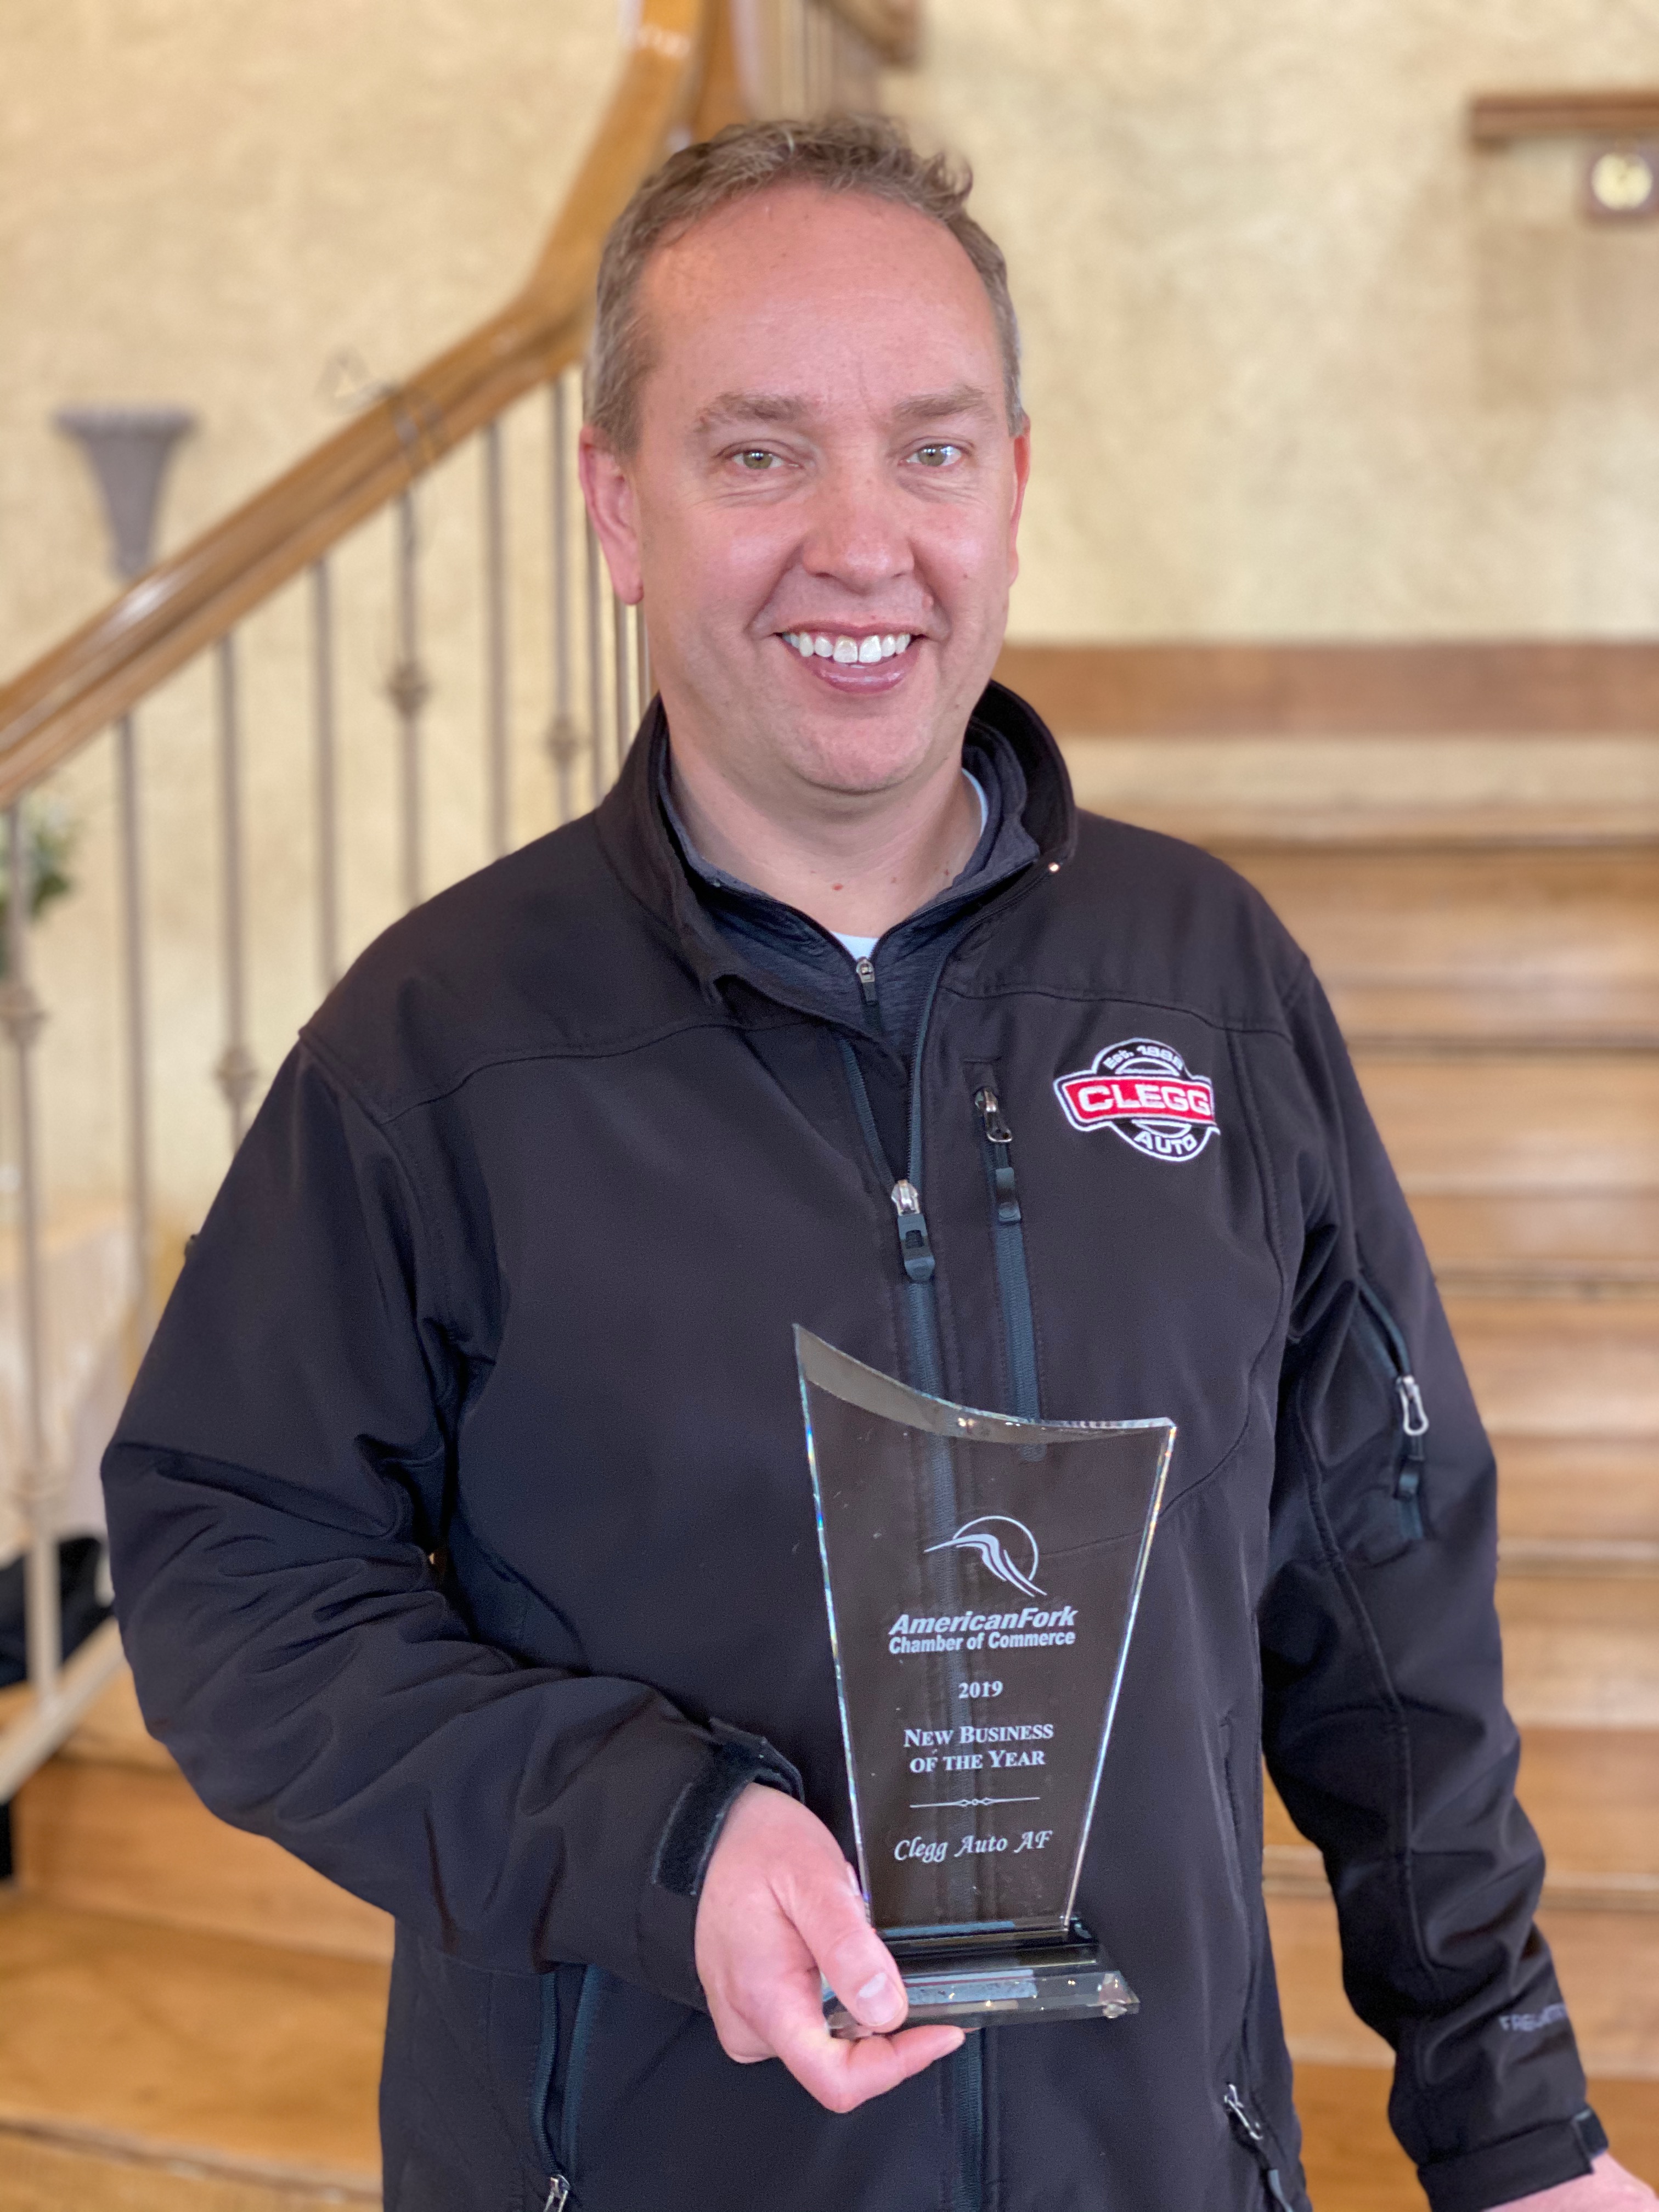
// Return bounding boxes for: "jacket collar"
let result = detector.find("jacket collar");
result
[594,679,1079,1002]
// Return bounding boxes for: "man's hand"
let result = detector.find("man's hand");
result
[1494,2154,1658,2209]
[694,1782,964,2112]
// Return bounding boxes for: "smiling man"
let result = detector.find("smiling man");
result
[104,119,1651,2212]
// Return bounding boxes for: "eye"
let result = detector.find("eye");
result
[910,442,963,469]
[734,448,780,471]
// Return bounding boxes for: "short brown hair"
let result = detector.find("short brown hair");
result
[587,114,1024,453]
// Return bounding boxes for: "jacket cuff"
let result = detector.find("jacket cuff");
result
[1419,2108,1606,2212]
[651,1720,805,1903]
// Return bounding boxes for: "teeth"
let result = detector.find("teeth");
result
[781,630,916,661]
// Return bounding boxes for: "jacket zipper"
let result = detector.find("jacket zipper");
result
[837,963,985,2209]
[1356,1280,1430,1541]
[531,1970,572,2210]
[1223,2084,1296,2208]
[973,1086,1041,1420]
[552,1965,603,2203]
[854,954,880,1014]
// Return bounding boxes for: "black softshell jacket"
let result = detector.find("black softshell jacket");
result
[104,688,1601,2212]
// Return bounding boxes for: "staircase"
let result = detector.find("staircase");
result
[0,1668,390,2208]
[1064,729,1659,2204]
[0,3,1653,2199]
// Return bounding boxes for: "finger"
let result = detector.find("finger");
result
[771,2008,966,2115]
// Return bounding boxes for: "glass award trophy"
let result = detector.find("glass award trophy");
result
[795,1327,1173,2036]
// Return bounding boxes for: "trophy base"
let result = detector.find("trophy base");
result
[826,1926,1137,2039]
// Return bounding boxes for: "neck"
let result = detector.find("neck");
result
[668,740,981,941]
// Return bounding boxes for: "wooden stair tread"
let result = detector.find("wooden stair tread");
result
[1441,1294,1659,1438]
[0,2126,374,2211]
[1266,1728,1659,1886]
[1291,2066,1659,2209]
[1496,1436,1659,1547]
[0,1897,384,2192]
[1414,1190,1659,1283]
[15,1756,393,1965]
[1268,1888,1659,2076]
[1248,850,1659,981]
[1357,1053,1659,1192]
[1084,800,1659,850]
[1497,1576,1659,1728]
[55,1662,177,1775]
[1331,982,1659,1053]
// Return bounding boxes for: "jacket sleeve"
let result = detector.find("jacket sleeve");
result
[101,1045,797,2006]
[1259,968,1605,2212]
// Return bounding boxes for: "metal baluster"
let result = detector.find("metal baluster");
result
[115,718,154,1348]
[798,0,815,112]
[312,561,341,991]
[613,594,634,763]
[482,421,510,858]
[388,490,430,909]
[213,636,258,1148]
[1,804,57,1703]
[548,377,579,823]
[585,505,607,797]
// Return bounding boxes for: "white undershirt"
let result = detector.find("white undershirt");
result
[828,769,989,961]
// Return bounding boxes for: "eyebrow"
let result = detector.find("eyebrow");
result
[693,382,998,435]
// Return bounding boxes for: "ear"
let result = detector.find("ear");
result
[1006,422,1031,585]
[579,427,644,606]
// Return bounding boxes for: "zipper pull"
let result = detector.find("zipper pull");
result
[854,955,879,1009]
[1223,2085,1263,2146]
[1395,1375,1428,1541]
[1224,2087,1295,2209]
[1396,1374,1429,1439]
[975,1086,1012,1144]
[974,1088,1022,1224]
[544,2180,570,2211]
[890,1178,936,1283]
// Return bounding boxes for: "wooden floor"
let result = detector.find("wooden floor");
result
[2,746,1657,2207]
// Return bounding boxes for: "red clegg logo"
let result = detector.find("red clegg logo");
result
[1054,1037,1218,1163]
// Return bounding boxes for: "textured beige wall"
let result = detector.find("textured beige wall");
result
[0,0,624,1230]
[889,0,1659,641]
[1,0,618,669]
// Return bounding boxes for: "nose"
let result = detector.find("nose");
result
[798,450,916,600]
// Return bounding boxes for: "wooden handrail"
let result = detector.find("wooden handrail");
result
[1469,89,1659,145]
[0,0,707,807]
[823,0,920,67]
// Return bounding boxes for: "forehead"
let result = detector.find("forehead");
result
[635,185,1002,427]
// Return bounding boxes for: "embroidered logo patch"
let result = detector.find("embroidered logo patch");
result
[1054,1037,1218,1162]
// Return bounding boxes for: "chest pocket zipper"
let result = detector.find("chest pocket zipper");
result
[1355,1280,1430,1543]
[974,1086,1041,1420]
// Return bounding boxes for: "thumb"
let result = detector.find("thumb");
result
[789,1865,908,2035]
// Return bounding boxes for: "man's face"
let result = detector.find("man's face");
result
[583,185,1030,808]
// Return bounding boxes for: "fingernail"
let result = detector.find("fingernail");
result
[857,1972,899,2016]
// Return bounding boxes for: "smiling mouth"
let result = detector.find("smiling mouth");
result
[780,629,914,665]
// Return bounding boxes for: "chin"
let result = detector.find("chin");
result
[792,721,940,796]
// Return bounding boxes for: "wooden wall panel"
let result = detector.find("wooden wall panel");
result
[992,641,1659,736]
